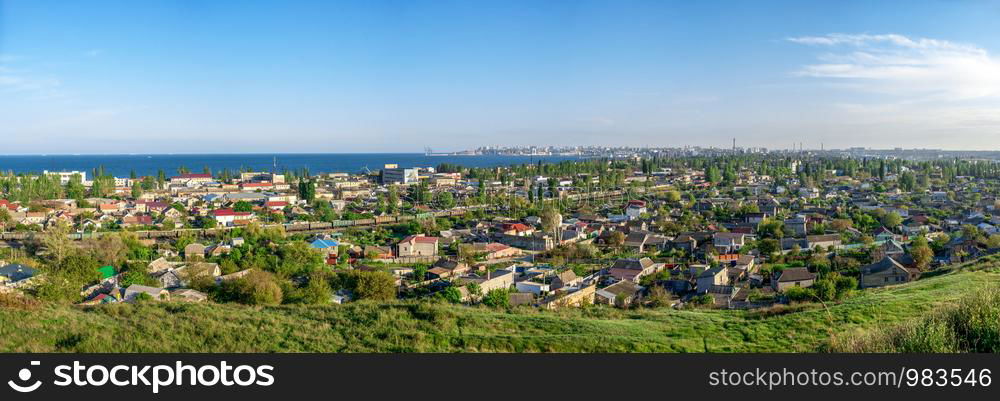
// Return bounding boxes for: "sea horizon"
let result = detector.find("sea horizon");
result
[0,153,585,178]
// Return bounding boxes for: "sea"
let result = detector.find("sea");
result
[0,153,586,177]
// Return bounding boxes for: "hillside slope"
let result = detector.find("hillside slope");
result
[1,266,997,353]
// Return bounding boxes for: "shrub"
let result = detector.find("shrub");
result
[482,288,510,308]
[784,286,815,302]
[220,270,283,306]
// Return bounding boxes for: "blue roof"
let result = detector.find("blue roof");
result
[0,264,38,282]
[310,239,339,249]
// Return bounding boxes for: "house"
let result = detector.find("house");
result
[121,215,153,227]
[147,257,179,274]
[873,227,896,242]
[860,256,918,288]
[541,285,597,310]
[624,231,651,252]
[500,223,534,236]
[170,288,209,302]
[607,257,663,283]
[0,263,38,287]
[696,266,729,294]
[184,243,207,260]
[509,292,536,306]
[713,232,749,253]
[397,235,439,257]
[310,239,340,256]
[123,284,169,302]
[458,270,514,300]
[625,200,647,220]
[428,258,471,278]
[363,245,393,259]
[210,209,253,226]
[265,201,289,211]
[806,234,842,250]
[596,280,644,307]
[170,173,214,184]
[474,243,522,259]
[515,281,550,295]
[784,217,807,237]
[550,270,582,290]
[771,267,816,292]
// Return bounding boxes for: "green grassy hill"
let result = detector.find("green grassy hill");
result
[2,261,998,353]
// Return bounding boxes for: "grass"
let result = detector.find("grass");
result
[1,261,998,352]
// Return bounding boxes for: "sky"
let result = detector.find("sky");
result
[2,0,1000,154]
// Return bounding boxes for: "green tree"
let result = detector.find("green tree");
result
[481,288,510,308]
[351,270,397,301]
[440,286,463,303]
[233,201,253,212]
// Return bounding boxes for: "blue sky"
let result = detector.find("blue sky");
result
[2,0,1000,153]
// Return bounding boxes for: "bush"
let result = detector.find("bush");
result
[784,286,815,302]
[439,286,463,303]
[220,270,283,306]
[482,288,510,308]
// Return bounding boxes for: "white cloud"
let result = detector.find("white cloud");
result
[788,33,1000,102]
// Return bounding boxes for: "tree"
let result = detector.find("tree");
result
[39,222,74,263]
[758,238,780,255]
[910,236,934,271]
[436,191,455,209]
[412,265,427,282]
[351,270,397,301]
[608,231,626,248]
[87,233,128,266]
[830,219,853,232]
[440,286,463,303]
[812,279,837,302]
[541,207,561,239]
[223,270,283,306]
[458,244,479,265]
[275,241,324,277]
[131,183,143,199]
[0,208,11,231]
[961,224,982,242]
[299,275,332,305]
[298,180,316,203]
[481,288,510,308]
[757,218,785,239]
[988,234,1000,249]
[880,211,902,229]
[233,201,253,212]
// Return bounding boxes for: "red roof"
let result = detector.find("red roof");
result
[174,173,213,179]
[266,201,289,207]
[502,223,532,232]
[211,209,251,217]
[401,235,439,244]
[483,243,511,252]
[0,199,17,211]
[242,182,272,187]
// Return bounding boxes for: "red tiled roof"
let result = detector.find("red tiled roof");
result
[483,243,510,252]
[502,223,532,232]
[174,173,213,179]
[401,235,439,244]
[211,209,251,217]
[266,201,288,207]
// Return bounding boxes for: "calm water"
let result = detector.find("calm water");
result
[0,153,585,177]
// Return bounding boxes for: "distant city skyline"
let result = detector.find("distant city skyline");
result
[2,0,1000,153]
